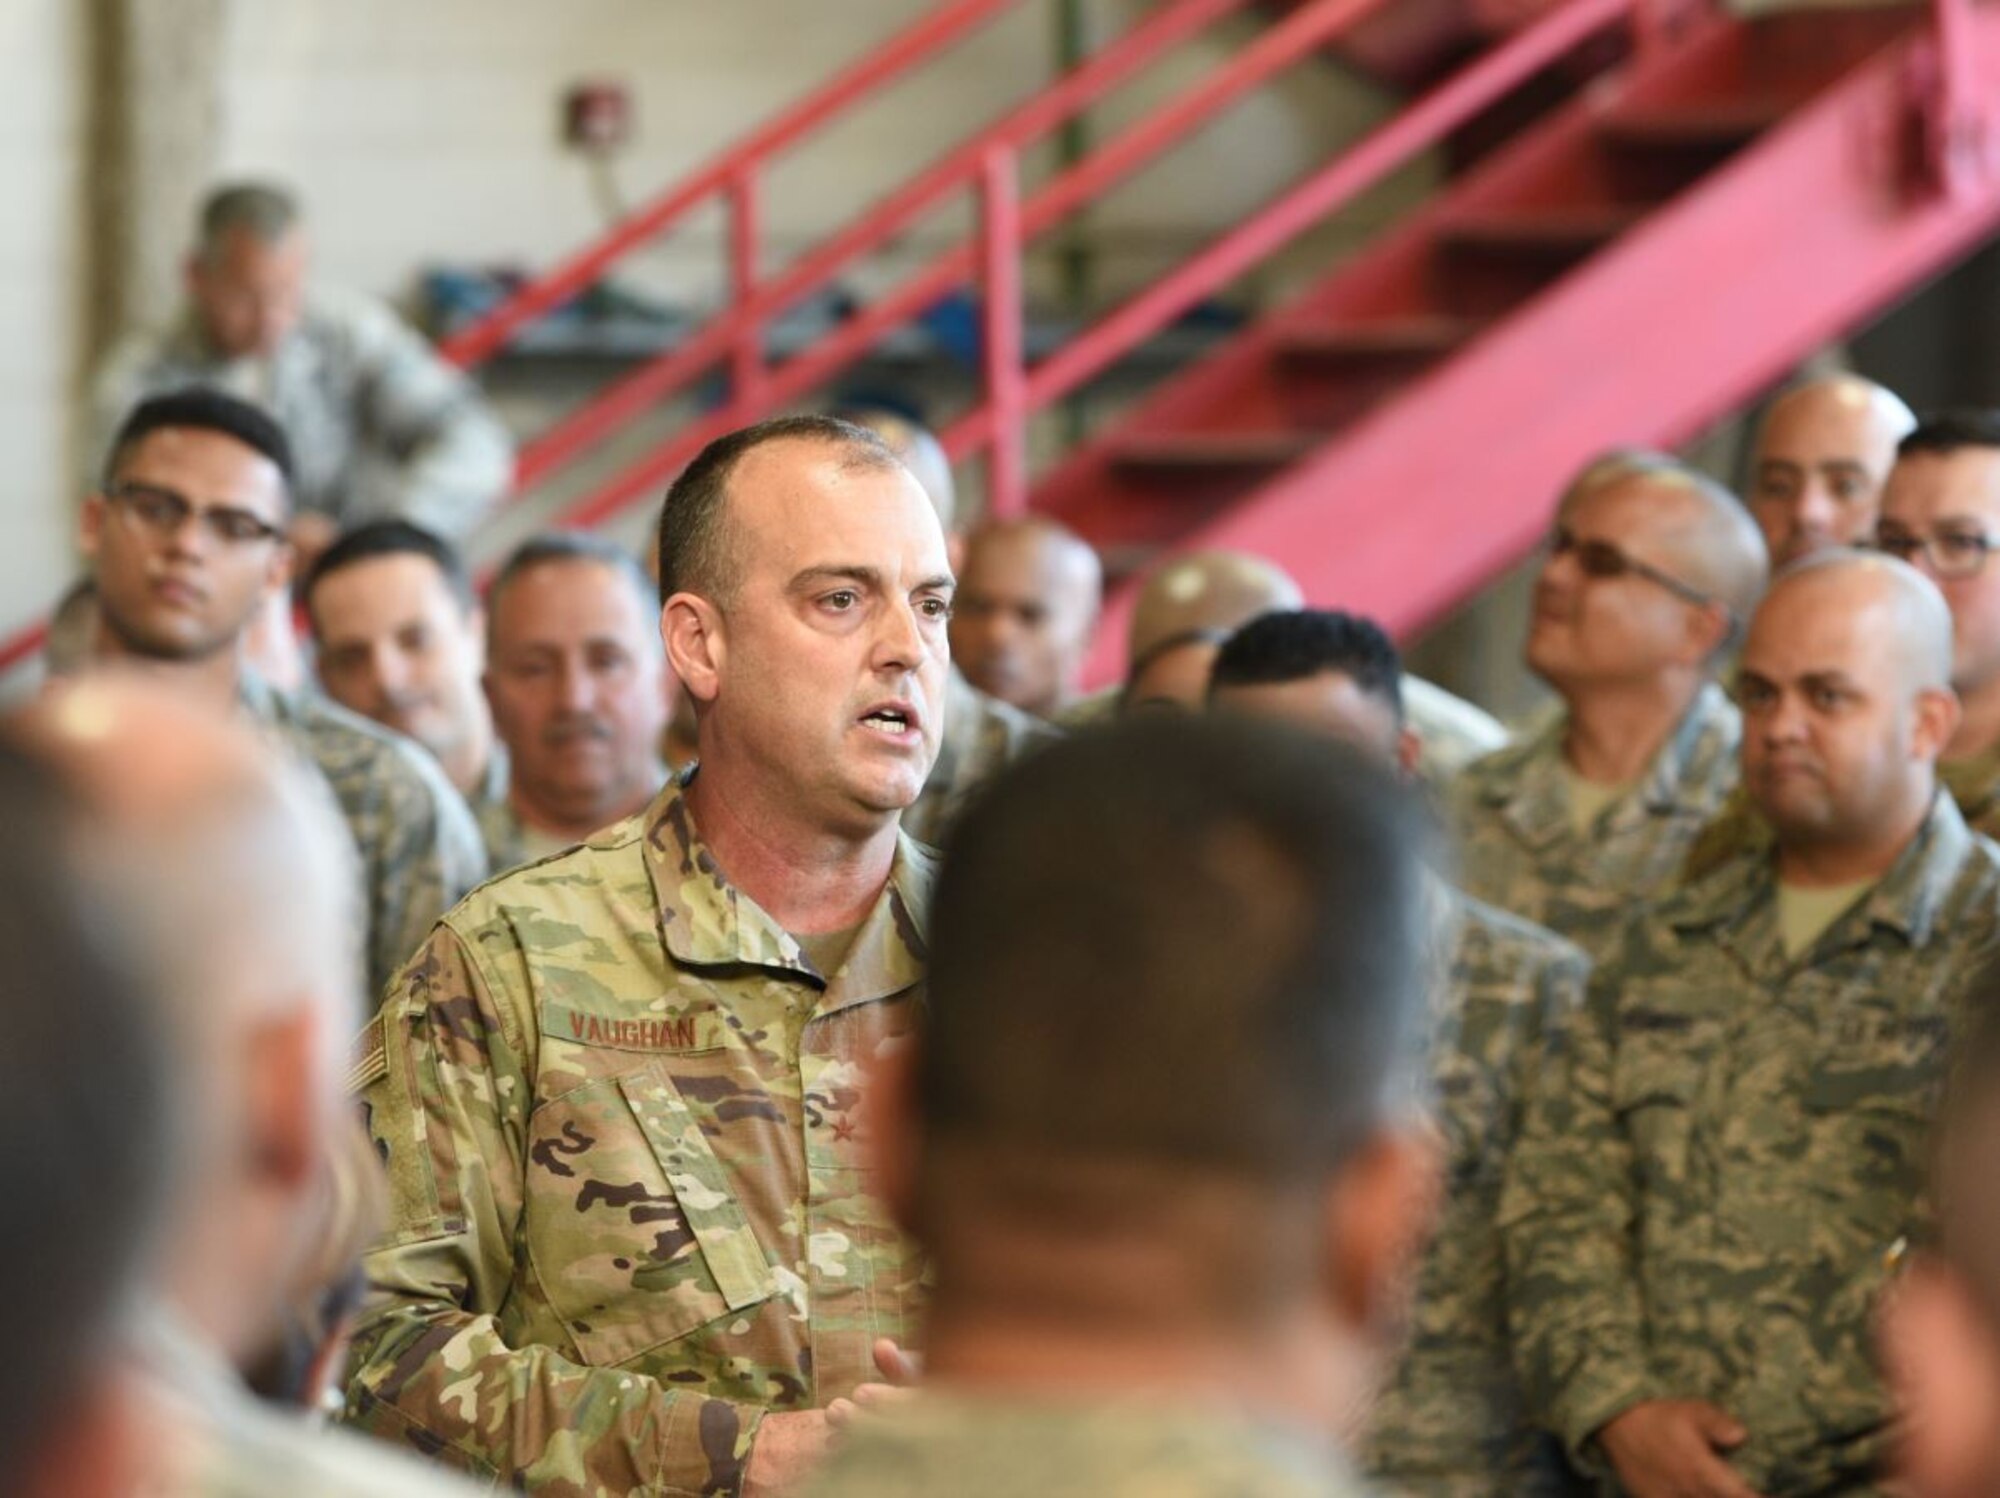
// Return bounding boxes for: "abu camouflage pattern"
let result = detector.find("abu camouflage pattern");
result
[902,671,1060,848]
[1943,745,2000,841]
[1447,683,1741,965]
[1364,881,1589,1498]
[342,773,930,1495]
[1501,793,2000,1495]
[241,672,487,1005]
[803,1396,1369,1498]
[1403,676,1508,785]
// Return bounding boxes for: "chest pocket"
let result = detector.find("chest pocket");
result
[524,1064,777,1367]
[1801,1008,1948,1247]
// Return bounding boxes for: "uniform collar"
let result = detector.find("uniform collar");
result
[1477,681,1736,852]
[1673,789,1975,956]
[641,771,934,1015]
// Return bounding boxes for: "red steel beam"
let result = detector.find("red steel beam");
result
[979,148,1028,517]
[436,0,1020,369]
[1082,9,2000,682]
[941,0,1636,462]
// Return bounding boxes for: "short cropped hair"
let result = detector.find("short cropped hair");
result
[1899,409,2000,459]
[656,414,902,603]
[302,520,474,622]
[198,181,300,254]
[1208,609,1405,726]
[924,715,1426,1186]
[0,746,174,1480]
[104,387,295,496]
[488,533,657,635]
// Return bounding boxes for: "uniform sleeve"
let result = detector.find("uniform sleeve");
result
[346,304,513,539]
[363,746,490,1007]
[344,925,770,1496]
[1498,952,1654,1471]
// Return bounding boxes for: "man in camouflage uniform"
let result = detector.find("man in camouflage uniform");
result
[1503,553,2000,1496]
[1208,608,1589,1497]
[834,408,1058,848]
[805,715,1435,1498]
[78,389,485,1002]
[89,182,512,566]
[1449,455,1769,962]
[344,415,951,1494]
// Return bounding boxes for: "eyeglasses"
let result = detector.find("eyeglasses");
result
[1872,526,1998,580]
[1546,527,1719,610]
[108,482,285,547]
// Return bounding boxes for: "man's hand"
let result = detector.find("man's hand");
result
[1598,1400,1763,1498]
[871,1337,922,1385]
[742,1409,834,1497]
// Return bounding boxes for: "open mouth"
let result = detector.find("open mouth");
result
[859,704,917,737]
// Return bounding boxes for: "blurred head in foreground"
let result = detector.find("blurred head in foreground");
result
[877,715,1434,1438]
[0,741,176,1498]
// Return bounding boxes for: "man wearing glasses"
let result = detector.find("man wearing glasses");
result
[79,387,485,1002]
[1448,455,1769,962]
[1876,412,2000,842]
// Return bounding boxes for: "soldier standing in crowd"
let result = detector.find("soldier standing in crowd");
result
[950,514,1103,720]
[1504,553,2000,1496]
[1746,374,1915,570]
[1208,609,1589,1497]
[805,715,1436,1497]
[345,416,949,1494]
[1451,455,1767,961]
[89,182,513,568]
[77,388,485,1002]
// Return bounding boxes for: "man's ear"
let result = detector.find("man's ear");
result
[1680,600,1735,668]
[1319,1122,1440,1341]
[80,493,107,560]
[663,595,723,706]
[265,536,296,596]
[859,1037,923,1240]
[1396,727,1423,781]
[1913,685,1963,764]
[244,1008,323,1194]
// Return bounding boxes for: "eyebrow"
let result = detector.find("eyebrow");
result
[788,564,956,594]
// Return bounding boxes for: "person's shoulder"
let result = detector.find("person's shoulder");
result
[445,806,652,930]
[1453,889,1588,979]
[272,689,454,802]
[200,1397,490,1498]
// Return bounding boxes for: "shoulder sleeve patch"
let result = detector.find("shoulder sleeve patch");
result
[348,1012,390,1096]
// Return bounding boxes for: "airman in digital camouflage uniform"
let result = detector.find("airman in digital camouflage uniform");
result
[1208,609,1590,1497]
[1503,553,2000,1497]
[804,715,1435,1498]
[344,415,951,1495]
[79,389,486,1002]
[1449,454,1768,963]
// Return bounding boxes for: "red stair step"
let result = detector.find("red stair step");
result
[1271,315,1479,368]
[1107,431,1322,474]
[1596,99,1786,153]
[1438,207,1642,262]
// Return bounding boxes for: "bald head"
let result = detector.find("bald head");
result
[1593,465,1771,624]
[1130,551,1304,664]
[1750,375,1916,567]
[838,408,957,535]
[951,517,1102,717]
[1738,551,1958,865]
[13,676,362,1363]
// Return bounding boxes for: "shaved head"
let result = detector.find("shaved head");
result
[1130,551,1304,664]
[951,517,1102,716]
[1586,465,1771,624]
[1765,550,1954,690]
[1750,374,1916,567]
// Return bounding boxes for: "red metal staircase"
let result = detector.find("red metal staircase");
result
[8,0,1999,687]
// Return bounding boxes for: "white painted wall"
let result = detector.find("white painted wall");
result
[0,0,86,639]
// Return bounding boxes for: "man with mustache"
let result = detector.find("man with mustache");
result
[479,533,673,871]
[1504,552,2000,1497]
[344,416,947,1495]
[1449,455,1768,962]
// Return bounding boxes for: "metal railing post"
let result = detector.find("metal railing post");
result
[979,147,1028,519]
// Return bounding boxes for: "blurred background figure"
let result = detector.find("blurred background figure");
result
[16,676,479,1495]
[837,406,1058,848]
[1882,986,2000,1498]
[1746,374,1914,569]
[0,741,177,1498]
[303,521,502,835]
[806,715,1436,1497]
[949,515,1102,720]
[88,181,513,571]
[480,533,672,871]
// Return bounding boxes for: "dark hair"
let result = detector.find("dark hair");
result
[302,520,474,623]
[924,714,1425,1186]
[104,387,295,495]
[489,532,656,623]
[198,181,300,251]
[1208,609,1405,725]
[656,414,901,602]
[1899,410,2000,459]
[0,746,174,1481]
